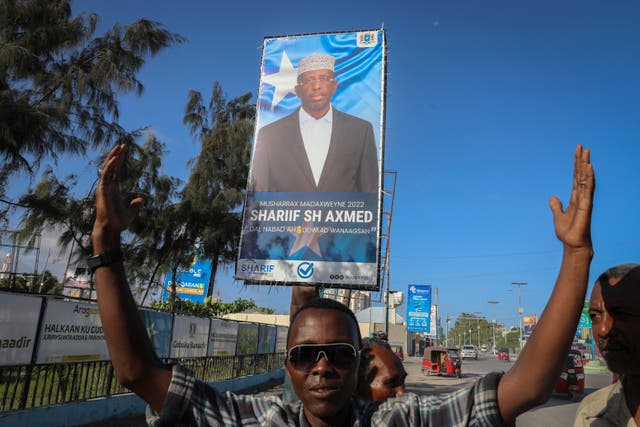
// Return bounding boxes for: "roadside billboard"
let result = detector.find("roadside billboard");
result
[236,29,386,289]
[428,304,439,338]
[523,315,537,340]
[36,300,109,364]
[163,257,212,304]
[207,319,239,356]
[0,292,42,366]
[169,315,210,358]
[576,301,591,340]
[406,284,431,333]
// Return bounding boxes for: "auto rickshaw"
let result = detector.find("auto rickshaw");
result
[497,348,510,362]
[554,349,585,401]
[421,346,462,378]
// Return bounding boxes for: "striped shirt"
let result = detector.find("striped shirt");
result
[146,364,510,426]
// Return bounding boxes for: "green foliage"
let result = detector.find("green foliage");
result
[0,0,184,195]
[150,297,257,317]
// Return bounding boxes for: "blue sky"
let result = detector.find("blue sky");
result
[7,1,640,327]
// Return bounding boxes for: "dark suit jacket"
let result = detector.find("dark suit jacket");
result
[249,108,379,192]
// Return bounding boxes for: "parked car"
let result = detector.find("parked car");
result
[480,345,488,352]
[461,345,478,360]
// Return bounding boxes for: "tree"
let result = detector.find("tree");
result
[181,82,254,297]
[0,0,184,198]
[17,133,184,298]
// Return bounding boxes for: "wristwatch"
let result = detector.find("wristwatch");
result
[87,250,124,273]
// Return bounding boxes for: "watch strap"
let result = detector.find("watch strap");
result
[88,250,124,273]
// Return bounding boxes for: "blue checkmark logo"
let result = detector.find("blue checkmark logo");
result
[297,262,314,279]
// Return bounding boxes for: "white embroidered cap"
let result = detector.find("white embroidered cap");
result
[297,53,335,75]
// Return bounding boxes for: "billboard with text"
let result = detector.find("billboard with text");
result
[236,29,386,289]
[406,284,432,333]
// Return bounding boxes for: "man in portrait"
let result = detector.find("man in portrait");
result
[249,53,379,193]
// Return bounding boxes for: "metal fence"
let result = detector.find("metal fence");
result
[0,353,285,412]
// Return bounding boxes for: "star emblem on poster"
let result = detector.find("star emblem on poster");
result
[289,221,325,257]
[262,51,297,108]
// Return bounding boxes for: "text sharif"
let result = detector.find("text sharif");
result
[249,209,373,223]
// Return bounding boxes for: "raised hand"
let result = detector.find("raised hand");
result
[93,144,144,238]
[549,144,595,251]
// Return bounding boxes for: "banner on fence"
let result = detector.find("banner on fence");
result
[258,324,277,354]
[170,315,210,358]
[140,309,173,359]
[236,323,259,355]
[236,29,386,289]
[208,319,239,356]
[36,299,109,364]
[0,292,42,366]
[275,326,288,353]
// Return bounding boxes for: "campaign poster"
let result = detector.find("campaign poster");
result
[236,29,386,289]
[276,326,288,353]
[236,323,259,355]
[140,309,173,359]
[36,300,109,364]
[0,292,42,366]
[257,324,277,354]
[207,319,239,356]
[406,284,431,333]
[523,315,537,339]
[169,315,210,358]
[163,257,212,303]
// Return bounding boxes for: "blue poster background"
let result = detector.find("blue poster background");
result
[162,258,212,303]
[407,284,432,333]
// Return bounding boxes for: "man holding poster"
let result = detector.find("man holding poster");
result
[249,52,378,193]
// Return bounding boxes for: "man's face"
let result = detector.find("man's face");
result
[589,276,640,375]
[294,69,338,118]
[286,308,360,424]
[357,346,407,401]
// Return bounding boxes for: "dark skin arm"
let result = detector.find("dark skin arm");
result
[290,285,320,322]
[92,144,171,412]
[497,144,595,423]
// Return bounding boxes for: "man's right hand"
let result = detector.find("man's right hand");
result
[92,144,144,252]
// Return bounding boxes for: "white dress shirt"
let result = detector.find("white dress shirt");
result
[299,106,333,186]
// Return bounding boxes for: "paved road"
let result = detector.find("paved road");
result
[80,353,612,426]
[402,353,613,426]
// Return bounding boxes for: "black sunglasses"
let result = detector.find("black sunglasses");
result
[287,343,360,372]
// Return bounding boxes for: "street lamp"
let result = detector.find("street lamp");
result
[512,282,528,352]
[473,311,481,347]
[488,301,499,352]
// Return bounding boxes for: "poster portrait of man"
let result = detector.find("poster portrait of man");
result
[249,52,379,193]
[236,30,386,288]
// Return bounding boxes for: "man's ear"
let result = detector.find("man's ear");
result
[294,84,302,99]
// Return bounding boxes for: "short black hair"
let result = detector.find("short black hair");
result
[287,297,362,349]
[358,337,407,386]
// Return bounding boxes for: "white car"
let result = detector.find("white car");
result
[461,345,478,360]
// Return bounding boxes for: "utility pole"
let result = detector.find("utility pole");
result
[512,282,528,352]
[488,300,499,352]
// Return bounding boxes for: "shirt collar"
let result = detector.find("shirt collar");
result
[299,105,333,125]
